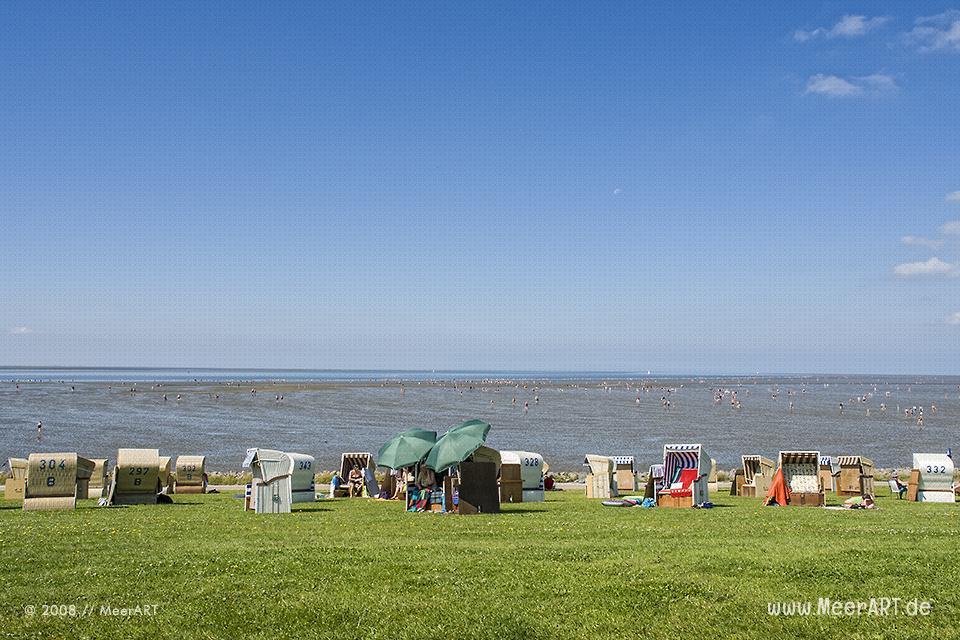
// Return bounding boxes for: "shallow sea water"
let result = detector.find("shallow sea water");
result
[1,369,957,471]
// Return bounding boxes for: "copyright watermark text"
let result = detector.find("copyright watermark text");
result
[24,603,159,618]
[768,597,933,617]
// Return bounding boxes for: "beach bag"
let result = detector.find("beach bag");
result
[416,489,431,512]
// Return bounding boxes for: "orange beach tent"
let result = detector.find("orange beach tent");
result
[764,468,791,506]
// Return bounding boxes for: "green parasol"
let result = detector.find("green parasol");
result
[377,428,437,470]
[424,419,491,471]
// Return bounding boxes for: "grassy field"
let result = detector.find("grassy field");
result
[1,488,958,640]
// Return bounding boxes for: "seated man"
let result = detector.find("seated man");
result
[889,472,908,499]
[347,464,364,497]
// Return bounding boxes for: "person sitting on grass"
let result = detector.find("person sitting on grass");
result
[348,464,364,497]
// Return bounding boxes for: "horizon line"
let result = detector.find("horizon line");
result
[1,365,958,379]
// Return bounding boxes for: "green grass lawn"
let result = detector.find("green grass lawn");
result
[1,489,958,640]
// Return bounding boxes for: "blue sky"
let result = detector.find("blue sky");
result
[2,3,959,373]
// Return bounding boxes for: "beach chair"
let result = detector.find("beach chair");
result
[108,449,162,505]
[740,455,775,497]
[657,444,710,508]
[86,459,110,499]
[174,455,207,494]
[158,456,175,494]
[819,456,839,493]
[23,453,96,511]
[4,458,28,502]
[611,456,637,492]
[499,450,545,503]
[729,468,745,496]
[499,455,523,503]
[243,448,293,513]
[583,455,617,499]
[911,454,955,503]
[643,463,664,500]
[457,461,499,515]
[836,456,875,497]
[288,453,316,503]
[339,453,378,498]
[777,451,824,506]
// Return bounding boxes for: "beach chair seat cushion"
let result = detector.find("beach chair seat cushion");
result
[784,463,819,493]
[669,468,698,497]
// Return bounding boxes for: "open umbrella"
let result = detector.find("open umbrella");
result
[377,429,437,470]
[424,419,491,472]
[447,418,491,435]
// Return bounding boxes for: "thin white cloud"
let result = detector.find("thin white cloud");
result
[795,15,890,41]
[832,15,891,37]
[905,10,960,52]
[859,74,898,91]
[805,75,860,96]
[9,326,34,335]
[893,257,957,276]
[947,191,960,202]
[948,312,960,325]
[901,235,944,250]
[805,73,898,97]
[942,220,960,235]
